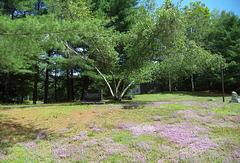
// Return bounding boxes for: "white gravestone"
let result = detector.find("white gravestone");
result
[229,91,240,103]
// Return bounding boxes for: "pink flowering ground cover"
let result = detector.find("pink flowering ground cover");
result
[0,100,239,162]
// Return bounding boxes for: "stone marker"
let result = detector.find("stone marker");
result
[229,91,240,103]
[82,90,105,104]
[123,95,133,100]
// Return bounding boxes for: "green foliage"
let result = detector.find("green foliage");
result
[202,11,240,91]
[86,0,138,32]
[183,1,211,46]
[151,1,224,92]
[67,0,196,100]
[0,0,36,18]
[0,0,236,103]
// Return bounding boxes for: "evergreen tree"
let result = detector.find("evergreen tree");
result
[204,11,240,91]
[86,0,138,32]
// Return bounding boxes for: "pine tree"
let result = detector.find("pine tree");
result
[206,11,240,91]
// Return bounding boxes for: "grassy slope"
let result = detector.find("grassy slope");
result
[0,92,239,162]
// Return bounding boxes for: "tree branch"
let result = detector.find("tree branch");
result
[120,79,135,98]
[65,41,115,97]
[0,28,77,36]
[120,64,156,99]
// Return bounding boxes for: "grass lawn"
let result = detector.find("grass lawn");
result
[0,92,239,162]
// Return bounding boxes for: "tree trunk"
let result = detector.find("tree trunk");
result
[21,93,24,104]
[3,73,10,103]
[169,71,172,93]
[20,76,24,104]
[44,51,51,104]
[66,69,70,101]
[54,68,57,102]
[191,75,194,92]
[81,76,90,101]
[33,65,38,104]
[221,64,225,102]
[38,0,40,12]
[44,68,49,104]
[70,69,74,101]
[11,10,14,20]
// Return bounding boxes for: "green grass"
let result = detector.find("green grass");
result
[0,91,231,109]
[0,92,239,162]
[131,91,229,102]
[38,107,76,119]
[112,132,133,144]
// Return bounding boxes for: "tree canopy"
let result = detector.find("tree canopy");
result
[1,0,236,103]
[203,11,240,91]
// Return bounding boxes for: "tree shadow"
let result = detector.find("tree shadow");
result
[0,114,49,151]
[0,103,78,110]
[122,103,147,109]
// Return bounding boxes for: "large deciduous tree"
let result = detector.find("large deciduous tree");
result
[149,1,223,92]
[64,0,215,100]
[182,1,212,91]
[183,1,211,46]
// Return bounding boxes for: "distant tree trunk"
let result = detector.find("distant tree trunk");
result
[21,93,24,104]
[3,73,10,103]
[66,69,70,101]
[191,75,195,92]
[20,76,24,104]
[33,65,38,104]
[221,64,225,102]
[44,68,49,104]
[54,68,57,102]
[44,51,51,104]
[169,71,172,93]
[36,0,41,15]
[70,69,74,101]
[11,10,14,20]
[81,76,90,101]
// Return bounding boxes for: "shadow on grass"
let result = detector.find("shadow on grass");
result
[0,114,48,151]
[0,102,79,110]
[122,103,148,109]
[105,100,132,104]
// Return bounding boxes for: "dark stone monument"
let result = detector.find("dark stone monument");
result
[82,90,105,104]
[229,91,240,103]
[123,95,133,100]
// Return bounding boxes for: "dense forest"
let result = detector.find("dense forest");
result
[0,0,239,103]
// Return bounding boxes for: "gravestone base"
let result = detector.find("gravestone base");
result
[82,101,105,104]
[229,99,240,103]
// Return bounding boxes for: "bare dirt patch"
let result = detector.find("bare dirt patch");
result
[0,105,125,138]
